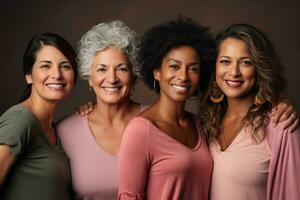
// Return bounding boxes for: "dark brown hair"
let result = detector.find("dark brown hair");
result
[200,23,286,141]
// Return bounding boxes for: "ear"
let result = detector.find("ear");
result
[87,76,92,86]
[153,68,161,81]
[25,74,32,84]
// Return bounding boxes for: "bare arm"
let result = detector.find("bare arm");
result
[0,145,15,186]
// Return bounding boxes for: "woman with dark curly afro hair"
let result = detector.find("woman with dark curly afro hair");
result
[117,17,215,200]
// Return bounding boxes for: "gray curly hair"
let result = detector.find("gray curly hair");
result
[77,20,139,79]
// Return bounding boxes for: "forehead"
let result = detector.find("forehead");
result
[218,38,250,56]
[35,45,67,61]
[163,45,200,62]
[93,47,129,63]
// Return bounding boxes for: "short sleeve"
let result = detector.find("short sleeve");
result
[118,117,151,199]
[0,114,32,158]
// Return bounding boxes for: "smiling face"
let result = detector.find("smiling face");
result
[88,47,134,105]
[25,45,75,102]
[154,45,200,102]
[216,38,256,101]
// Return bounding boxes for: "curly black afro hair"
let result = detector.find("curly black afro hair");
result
[138,17,216,95]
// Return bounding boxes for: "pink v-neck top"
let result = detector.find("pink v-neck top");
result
[57,114,118,200]
[210,127,270,200]
[118,116,213,200]
[210,120,300,200]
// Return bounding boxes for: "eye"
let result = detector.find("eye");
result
[60,64,72,70]
[39,64,50,68]
[169,64,179,70]
[240,60,253,67]
[96,67,106,72]
[116,65,129,72]
[219,59,230,65]
[188,65,200,73]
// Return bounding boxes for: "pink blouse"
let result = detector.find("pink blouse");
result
[118,116,212,200]
[210,120,300,200]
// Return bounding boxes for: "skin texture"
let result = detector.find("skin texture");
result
[26,45,74,102]
[89,47,134,105]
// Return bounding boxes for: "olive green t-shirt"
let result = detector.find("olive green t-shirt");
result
[0,104,72,200]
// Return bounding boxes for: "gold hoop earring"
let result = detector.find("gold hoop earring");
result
[153,79,159,92]
[210,82,224,103]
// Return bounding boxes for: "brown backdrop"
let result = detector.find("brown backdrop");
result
[1,0,299,120]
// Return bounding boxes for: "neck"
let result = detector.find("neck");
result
[153,93,187,123]
[22,95,57,132]
[226,95,254,118]
[92,97,136,124]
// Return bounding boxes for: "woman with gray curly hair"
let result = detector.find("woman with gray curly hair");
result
[56,20,143,200]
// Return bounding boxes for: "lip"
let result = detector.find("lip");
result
[225,80,244,87]
[102,86,122,93]
[171,84,190,92]
[45,83,66,89]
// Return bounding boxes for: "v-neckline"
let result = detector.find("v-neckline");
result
[217,123,245,151]
[84,115,119,158]
[135,116,202,151]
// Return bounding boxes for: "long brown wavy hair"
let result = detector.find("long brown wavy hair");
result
[200,23,286,142]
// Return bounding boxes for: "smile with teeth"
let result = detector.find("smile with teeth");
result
[46,83,65,89]
[102,86,122,93]
[225,80,244,87]
[171,84,189,92]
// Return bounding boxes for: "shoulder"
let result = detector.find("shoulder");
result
[0,104,37,132]
[126,116,152,133]
[0,105,36,156]
[56,113,85,131]
[122,117,153,143]
[265,115,300,147]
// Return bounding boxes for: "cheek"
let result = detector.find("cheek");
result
[190,72,200,84]
[244,68,256,84]
[215,65,224,86]
[64,71,75,83]
[90,73,105,86]
[31,71,47,83]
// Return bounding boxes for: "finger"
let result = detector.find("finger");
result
[281,114,295,130]
[289,118,299,133]
[79,105,89,116]
[272,104,284,125]
[278,106,294,123]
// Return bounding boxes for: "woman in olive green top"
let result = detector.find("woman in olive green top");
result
[0,33,77,199]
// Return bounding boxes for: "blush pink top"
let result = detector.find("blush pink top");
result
[57,114,118,200]
[210,119,300,200]
[118,116,213,200]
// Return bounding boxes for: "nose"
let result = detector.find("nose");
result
[107,69,119,83]
[177,66,189,81]
[51,66,62,79]
[229,62,241,77]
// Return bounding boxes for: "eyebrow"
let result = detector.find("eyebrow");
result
[166,58,200,65]
[94,63,128,67]
[38,60,70,64]
[218,56,251,59]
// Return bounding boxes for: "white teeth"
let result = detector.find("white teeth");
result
[226,80,242,87]
[103,87,120,92]
[172,85,188,91]
[47,84,64,89]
